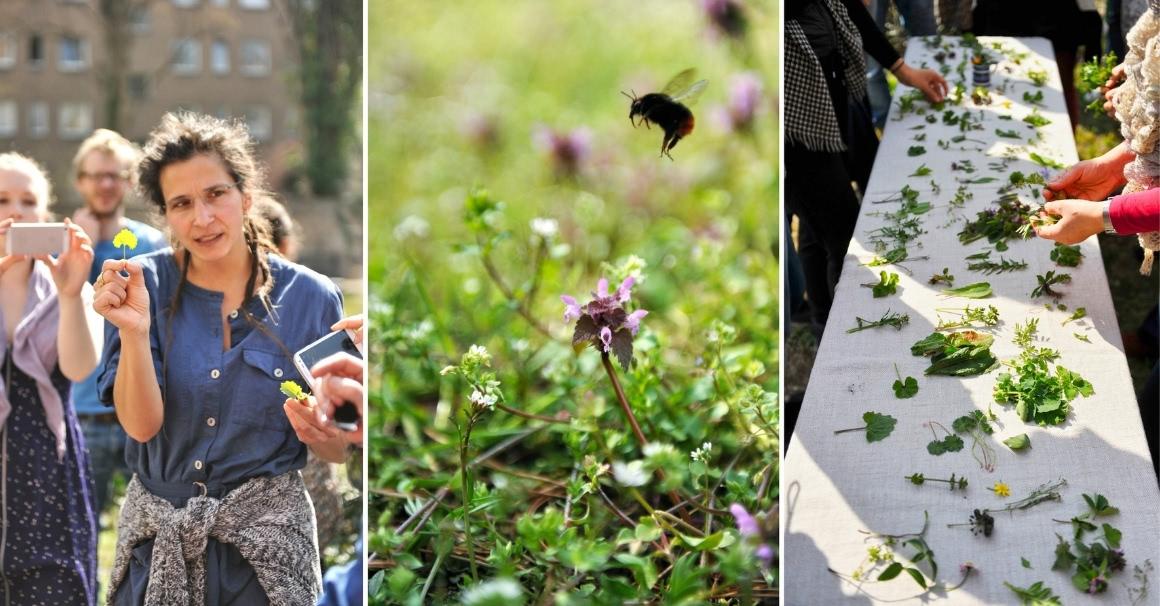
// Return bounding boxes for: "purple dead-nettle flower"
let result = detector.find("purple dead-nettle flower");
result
[727,72,763,132]
[561,276,648,371]
[534,125,592,178]
[701,0,748,39]
[730,503,760,537]
[730,503,774,568]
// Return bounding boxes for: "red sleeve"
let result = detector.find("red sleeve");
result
[1109,189,1160,235]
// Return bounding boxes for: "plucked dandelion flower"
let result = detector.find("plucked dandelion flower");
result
[990,481,1011,497]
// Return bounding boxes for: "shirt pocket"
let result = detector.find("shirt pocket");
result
[239,348,296,433]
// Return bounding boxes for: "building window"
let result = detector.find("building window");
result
[58,102,92,140]
[244,106,272,141]
[171,39,201,75]
[0,102,17,138]
[27,103,49,139]
[129,5,151,34]
[238,0,268,9]
[0,33,15,69]
[127,74,150,100]
[239,39,270,77]
[28,34,44,68]
[210,39,230,75]
[58,35,88,72]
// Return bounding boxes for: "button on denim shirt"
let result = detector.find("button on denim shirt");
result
[97,249,342,488]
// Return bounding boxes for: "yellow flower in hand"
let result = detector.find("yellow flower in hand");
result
[112,228,138,258]
[990,481,1010,497]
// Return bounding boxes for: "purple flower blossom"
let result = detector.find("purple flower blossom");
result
[625,310,648,335]
[701,0,748,39]
[560,276,648,371]
[534,125,592,178]
[561,295,581,323]
[615,276,634,303]
[731,503,774,569]
[731,503,760,537]
[727,73,763,132]
[1087,574,1107,594]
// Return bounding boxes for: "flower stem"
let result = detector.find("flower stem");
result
[601,352,647,446]
[833,426,867,435]
[458,419,479,582]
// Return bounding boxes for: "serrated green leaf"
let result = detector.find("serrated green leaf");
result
[893,376,919,398]
[864,411,897,442]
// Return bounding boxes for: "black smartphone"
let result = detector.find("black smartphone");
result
[292,329,362,431]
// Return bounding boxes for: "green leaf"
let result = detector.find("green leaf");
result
[614,553,659,590]
[1003,434,1031,450]
[951,414,977,433]
[904,567,928,589]
[1102,523,1122,548]
[908,145,927,157]
[942,282,993,299]
[675,530,734,552]
[864,411,897,442]
[927,435,964,455]
[1021,557,1032,569]
[910,163,932,177]
[893,376,919,398]
[279,380,308,401]
[387,566,417,598]
[878,562,904,581]
[664,553,706,604]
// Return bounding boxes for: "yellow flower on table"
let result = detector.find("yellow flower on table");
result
[991,481,1010,497]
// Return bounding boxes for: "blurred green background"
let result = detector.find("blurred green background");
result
[368,0,779,603]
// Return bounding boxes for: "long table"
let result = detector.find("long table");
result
[782,36,1160,605]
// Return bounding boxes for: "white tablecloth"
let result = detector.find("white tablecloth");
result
[783,36,1160,605]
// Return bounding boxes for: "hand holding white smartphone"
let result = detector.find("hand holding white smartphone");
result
[293,328,362,432]
[5,223,67,256]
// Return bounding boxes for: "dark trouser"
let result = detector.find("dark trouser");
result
[785,143,863,326]
[77,415,128,521]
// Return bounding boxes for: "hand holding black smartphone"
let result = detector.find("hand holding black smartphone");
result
[293,329,363,432]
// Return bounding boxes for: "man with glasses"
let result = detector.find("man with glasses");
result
[69,129,165,546]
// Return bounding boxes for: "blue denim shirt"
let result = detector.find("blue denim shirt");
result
[73,218,167,416]
[97,249,343,488]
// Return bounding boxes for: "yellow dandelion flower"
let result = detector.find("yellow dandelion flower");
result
[112,228,138,254]
[991,481,1010,497]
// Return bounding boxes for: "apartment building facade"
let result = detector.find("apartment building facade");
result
[0,0,301,209]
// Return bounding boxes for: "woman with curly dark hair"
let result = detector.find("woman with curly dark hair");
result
[93,112,349,604]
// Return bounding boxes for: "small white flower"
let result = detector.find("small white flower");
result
[393,215,430,242]
[439,365,457,376]
[611,460,649,487]
[460,578,524,605]
[469,389,498,410]
[463,344,491,367]
[530,217,559,239]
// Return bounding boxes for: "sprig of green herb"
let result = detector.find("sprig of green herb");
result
[906,473,968,490]
[1062,307,1087,325]
[910,164,932,177]
[928,267,954,286]
[935,304,1000,331]
[1031,270,1071,299]
[994,339,1093,426]
[1023,109,1051,127]
[1077,52,1118,114]
[1004,580,1061,605]
[848,310,910,333]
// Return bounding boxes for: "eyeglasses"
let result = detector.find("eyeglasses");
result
[164,182,240,213]
[79,170,130,183]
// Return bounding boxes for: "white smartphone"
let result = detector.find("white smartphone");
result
[292,328,362,431]
[5,223,67,256]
